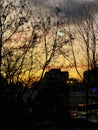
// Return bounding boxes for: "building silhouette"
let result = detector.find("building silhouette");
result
[83,67,98,88]
[44,68,69,83]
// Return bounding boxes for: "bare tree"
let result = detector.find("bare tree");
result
[0,0,33,85]
[76,9,98,71]
[74,3,98,120]
[0,0,85,87]
[34,10,73,84]
[55,0,84,81]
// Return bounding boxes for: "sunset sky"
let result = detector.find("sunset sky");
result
[2,0,98,84]
[27,0,98,78]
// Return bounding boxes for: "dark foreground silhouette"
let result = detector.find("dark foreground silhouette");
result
[0,68,98,130]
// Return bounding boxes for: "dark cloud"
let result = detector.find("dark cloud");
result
[28,0,98,20]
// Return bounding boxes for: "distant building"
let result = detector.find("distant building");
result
[44,68,69,83]
[67,78,85,91]
[83,67,98,88]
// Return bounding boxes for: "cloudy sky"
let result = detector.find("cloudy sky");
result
[26,0,98,80]
[28,0,98,15]
[7,0,97,80]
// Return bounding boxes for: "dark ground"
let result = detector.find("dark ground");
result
[2,117,98,130]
